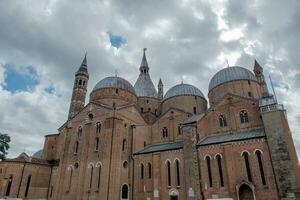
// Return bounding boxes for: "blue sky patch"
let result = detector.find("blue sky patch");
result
[3,64,39,92]
[44,84,56,94]
[108,32,126,48]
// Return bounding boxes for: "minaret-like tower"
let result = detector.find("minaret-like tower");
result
[158,78,163,99]
[253,59,269,97]
[68,54,89,119]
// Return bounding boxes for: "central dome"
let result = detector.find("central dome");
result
[164,83,206,100]
[209,66,257,92]
[93,76,136,95]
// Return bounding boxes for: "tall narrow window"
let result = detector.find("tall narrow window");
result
[178,125,181,135]
[242,151,252,182]
[5,176,13,196]
[193,107,197,114]
[89,165,94,190]
[216,155,224,187]
[79,79,82,85]
[122,139,127,152]
[50,186,53,198]
[97,165,101,189]
[167,161,171,187]
[148,163,152,179]
[74,141,79,154]
[78,127,82,137]
[140,164,144,179]
[219,115,227,128]
[256,150,266,185]
[206,156,213,187]
[240,111,249,123]
[96,122,101,133]
[95,138,99,151]
[121,184,129,199]
[175,160,180,186]
[24,175,32,197]
[162,127,169,138]
[68,167,73,191]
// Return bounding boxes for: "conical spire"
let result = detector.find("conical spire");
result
[254,59,263,73]
[77,53,88,74]
[140,48,149,73]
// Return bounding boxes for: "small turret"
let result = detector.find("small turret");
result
[158,78,163,99]
[68,53,89,119]
[253,59,269,97]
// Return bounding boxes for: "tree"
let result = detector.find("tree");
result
[0,133,10,161]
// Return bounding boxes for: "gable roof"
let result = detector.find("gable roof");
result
[4,152,51,165]
[134,141,183,155]
[197,129,265,146]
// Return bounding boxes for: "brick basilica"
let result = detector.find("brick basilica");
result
[0,49,300,200]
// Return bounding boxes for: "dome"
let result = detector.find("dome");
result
[164,83,206,100]
[32,149,43,158]
[208,66,257,92]
[93,76,136,95]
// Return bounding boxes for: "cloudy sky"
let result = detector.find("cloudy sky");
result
[0,0,300,158]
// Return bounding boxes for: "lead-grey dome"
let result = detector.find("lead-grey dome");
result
[93,76,136,95]
[209,66,257,92]
[164,83,206,100]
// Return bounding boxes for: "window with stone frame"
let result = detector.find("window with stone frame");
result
[78,127,83,138]
[162,127,169,138]
[242,151,252,182]
[255,150,266,185]
[175,159,180,186]
[140,164,144,179]
[167,161,171,187]
[148,163,152,179]
[216,154,224,187]
[96,122,101,133]
[219,115,228,128]
[95,138,99,151]
[206,156,213,187]
[240,110,249,124]
[74,141,79,154]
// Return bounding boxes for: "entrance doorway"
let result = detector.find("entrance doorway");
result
[121,184,129,200]
[170,195,178,200]
[169,188,179,200]
[238,183,254,200]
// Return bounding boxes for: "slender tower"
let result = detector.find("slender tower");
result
[253,59,269,97]
[68,54,89,119]
[158,78,163,99]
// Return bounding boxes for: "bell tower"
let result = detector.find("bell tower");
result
[253,59,269,97]
[158,78,163,99]
[68,53,89,119]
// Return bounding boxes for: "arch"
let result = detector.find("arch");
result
[253,149,263,155]
[140,163,144,179]
[121,184,129,200]
[96,122,101,133]
[95,138,99,151]
[147,162,152,179]
[216,154,224,187]
[5,175,13,196]
[169,188,179,200]
[122,139,127,152]
[167,160,171,187]
[95,162,102,168]
[240,110,249,123]
[24,175,32,197]
[219,115,227,127]
[242,151,252,182]
[241,150,251,156]
[175,159,180,186]
[255,150,266,185]
[237,182,256,200]
[206,156,213,187]
[214,153,223,159]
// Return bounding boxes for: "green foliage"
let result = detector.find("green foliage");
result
[0,133,10,161]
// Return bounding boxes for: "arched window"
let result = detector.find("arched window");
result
[216,155,224,187]
[141,107,144,113]
[122,139,127,152]
[178,125,181,135]
[88,165,94,190]
[95,138,99,151]
[175,160,180,186]
[242,151,252,182]
[78,127,82,137]
[121,184,129,199]
[24,175,32,197]
[74,141,79,154]
[162,127,169,138]
[193,107,197,114]
[96,122,101,133]
[83,80,86,86]
[88,113,93,120]
[140,164,144,179]
[255,150,266,185]
[148,163,152,179]
[5,175,13,196]
[206,156,213,187]
[79,79,82,85]
[67,166,73,191]
[97,165,101,189]
[240,110,249,123]
[167,161,171,187]
[219,115,227,128]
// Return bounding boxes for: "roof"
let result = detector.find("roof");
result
[208,66,257,92]
[183,113,205,124]
[32,149,43,158]
[134,141,183,155]
[164,83,206,100]
[197,129,265,146]
[4,153,51,165]
[93,76,136,95]
[76,53,88,73]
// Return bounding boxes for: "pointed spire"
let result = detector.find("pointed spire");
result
[254,59,263,72]
[77,53,88,74]
[81,52,87,66]
[140,48,149,73]
[158,78,163,85]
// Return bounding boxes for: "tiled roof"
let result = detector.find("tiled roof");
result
[197,129,265,146]
[134,141,183,155]
[4,153,51,165]
[183,113,205,124]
